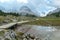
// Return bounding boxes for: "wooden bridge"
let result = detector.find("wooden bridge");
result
[0,20,29,29]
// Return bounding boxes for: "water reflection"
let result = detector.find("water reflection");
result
[21,25,56,40]
[32,25,57,31]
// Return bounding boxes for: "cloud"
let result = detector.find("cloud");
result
[0,0,10,3]
[52,0,60,7]
[17,0,28,3]
[0,0,16,11]
[45,0,60,8]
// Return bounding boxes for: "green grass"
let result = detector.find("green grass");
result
[26,17,60,26]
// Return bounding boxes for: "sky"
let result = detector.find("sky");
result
[0,0,60,17]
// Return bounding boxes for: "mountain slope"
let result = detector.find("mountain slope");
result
[47,8,60,17]
[19,6,36,17]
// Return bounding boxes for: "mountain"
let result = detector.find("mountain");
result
[19,6,36,16]
[48,8,60,15]
[0,5,37,17]
[47,8,60,17]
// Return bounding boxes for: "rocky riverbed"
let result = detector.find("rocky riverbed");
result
[0,25,60,40]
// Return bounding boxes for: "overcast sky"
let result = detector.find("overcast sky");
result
[0,0,60,16]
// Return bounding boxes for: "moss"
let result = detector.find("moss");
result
[5,38,10,40]
[0,31,4,36]
[17,32,24,36]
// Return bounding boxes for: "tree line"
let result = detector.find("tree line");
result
[0,10,20,16]
[0,10,37,17]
